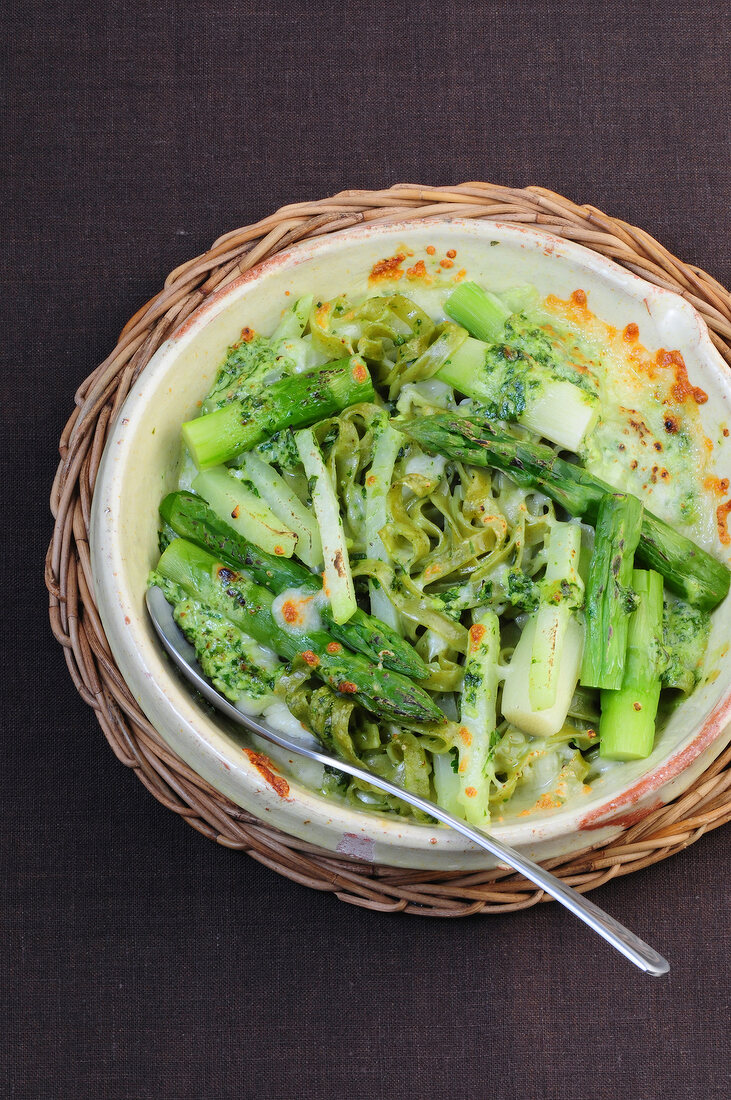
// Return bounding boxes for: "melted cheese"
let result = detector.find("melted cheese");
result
[271,585,325,634]
[541,295,725,557]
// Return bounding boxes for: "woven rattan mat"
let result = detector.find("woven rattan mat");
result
[46,183,731,916]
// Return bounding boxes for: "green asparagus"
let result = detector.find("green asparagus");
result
[155,539,443,723]
[183,357,374,468]
[158,497,430,681]
[580,493,644,691]
[399,414,730,610]
[600,569,665,759]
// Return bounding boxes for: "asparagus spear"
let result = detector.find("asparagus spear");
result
[442,282,599,450]
[599,569,665,760]
[183,357,374,468]
[580,493,644,691]
[155,539,443,724]
[156,539,441,726]
[399,414,730,610]
[159,491,430,680]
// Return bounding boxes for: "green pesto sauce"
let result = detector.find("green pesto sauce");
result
[504,314,599,396]
[505,568,539,612]
[252,428,300,470]
[204,336,291,413]
[474,345,538,421]
[149,570,283,704]
[662,595,711,693]
[174,598,281,703]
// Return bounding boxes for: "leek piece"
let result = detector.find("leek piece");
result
[233,454,323,570]
[192,466,297,558]
[432,751,463,818]
[271,294,313,341]
[437,336,599,452]
[501,614,584,738]
[364,417,402,628]
[529,522,584,711]
[445,281,511,342]
[456,611,501,826]
[295,428,357,625]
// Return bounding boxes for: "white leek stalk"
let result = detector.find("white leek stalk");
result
[295,428,357,624]
[192,467,297,558]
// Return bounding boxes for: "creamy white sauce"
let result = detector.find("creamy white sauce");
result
[404,451,447,480]
[271,585,325,634]
[396,378,453,413]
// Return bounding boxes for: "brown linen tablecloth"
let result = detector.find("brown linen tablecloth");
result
[4,2,729,1097]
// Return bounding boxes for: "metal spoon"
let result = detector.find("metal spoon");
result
[146,585,669,976]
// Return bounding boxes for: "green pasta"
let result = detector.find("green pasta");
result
[148,276,725,826]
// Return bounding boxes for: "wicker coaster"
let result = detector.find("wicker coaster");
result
[46,183,731,915]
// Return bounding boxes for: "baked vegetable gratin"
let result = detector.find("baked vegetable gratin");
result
[148,248,730,826]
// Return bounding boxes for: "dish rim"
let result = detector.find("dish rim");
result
[89,215,731,861]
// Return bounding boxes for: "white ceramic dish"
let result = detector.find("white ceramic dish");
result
[90,219,731,870]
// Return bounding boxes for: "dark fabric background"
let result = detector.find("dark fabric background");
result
[3,2,730,1098]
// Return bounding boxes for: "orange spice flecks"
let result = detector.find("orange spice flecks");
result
[704,477,730,495]
[338,680,358,694]
[406,259,427,279]
[446,249,457,259]
[301,650,319,667]
[464,786,477,798]
[656,348,709,405]
[231,505,240,519]
[454,268,467,282]
[369,253,405,283]
[365,474,377,486]
[326,642,342,654]
[281,600,299,624]
[439,258,454,269]
[458,726,472,747]
[243,749,290,799]
[717,500,731,546]
[544,290,589,324]
[274,545,285,556]
[468,623,486,651]
[239,326,255,343]
[623,322,640,342]
[425,245,436,255]
[315,300,331,327]
[352,360,368,384]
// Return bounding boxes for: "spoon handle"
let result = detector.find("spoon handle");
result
[147,587,669,977]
